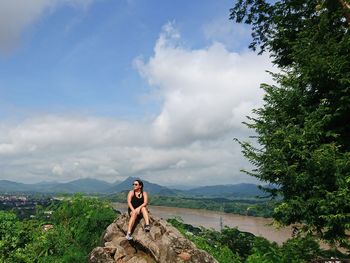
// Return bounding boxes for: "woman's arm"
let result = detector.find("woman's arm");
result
[127,190,135,211]
[140,191,148,208]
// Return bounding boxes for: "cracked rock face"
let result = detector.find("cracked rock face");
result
[88,213,218,263]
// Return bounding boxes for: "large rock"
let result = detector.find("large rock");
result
[89,213,218,263]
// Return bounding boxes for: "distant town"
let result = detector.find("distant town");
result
[0,194,57,219]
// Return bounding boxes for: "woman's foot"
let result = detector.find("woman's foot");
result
[125,233,133,240]
[144,224,150,232]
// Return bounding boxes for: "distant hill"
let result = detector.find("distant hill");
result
[0,180,33,192]
[105,177,178,196]
[183,184,265,198]
[0,178,118,194]
[0,178,263,197]
[43,178,113,193]
[0,177,177,195]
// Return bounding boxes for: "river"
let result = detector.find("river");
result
[112,203,292,244]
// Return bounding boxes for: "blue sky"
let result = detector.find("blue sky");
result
[1,0,246,118]
[0,0,274,186]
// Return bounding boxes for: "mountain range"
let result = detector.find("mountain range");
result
[0,177,265,198]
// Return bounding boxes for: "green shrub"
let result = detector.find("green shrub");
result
[167,217,340,263]
[167,217,240,263]
[0,195,117,262]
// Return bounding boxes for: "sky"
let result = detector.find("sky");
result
[0,0,275,186]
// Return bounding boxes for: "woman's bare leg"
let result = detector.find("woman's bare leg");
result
[141,207,149,225]
[127,211,138,234]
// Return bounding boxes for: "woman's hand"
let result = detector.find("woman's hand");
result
[134,207,141,215]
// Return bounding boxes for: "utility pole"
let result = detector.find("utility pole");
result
[219,216,223,231]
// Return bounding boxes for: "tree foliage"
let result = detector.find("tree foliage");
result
[230,0,350,249]
[168,217,323,263]
[0,195,116,263]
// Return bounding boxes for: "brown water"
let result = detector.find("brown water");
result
[112,203,292,244]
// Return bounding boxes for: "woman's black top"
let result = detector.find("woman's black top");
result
[128,191,144,214]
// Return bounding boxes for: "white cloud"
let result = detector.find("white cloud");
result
[0,0,92,53]
[0,143,16,154]
[0,23,274,186]
[52,164,64,176]
[170,159,187,169]
[0,114,257,185]
[136,23,273,146]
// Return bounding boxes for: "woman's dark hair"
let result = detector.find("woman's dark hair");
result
[134,179,143,193]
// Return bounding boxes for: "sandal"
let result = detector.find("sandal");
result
[144,224,150,232]
[125,233,133,240]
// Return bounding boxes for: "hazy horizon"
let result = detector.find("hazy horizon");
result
[1,175,263,189]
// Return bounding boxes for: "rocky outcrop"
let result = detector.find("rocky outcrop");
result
[89,213,218,263]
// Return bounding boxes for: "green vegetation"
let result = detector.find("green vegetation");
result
[168,217,347,263]
[0,194,116,263]
[150,195,275,217]
[1,196,348,262]
[231,0,350,250]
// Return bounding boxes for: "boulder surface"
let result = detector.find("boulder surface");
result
[89,213,218,263]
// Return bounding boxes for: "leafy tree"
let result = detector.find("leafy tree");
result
[168,217,324,263]
[230,0,350,249]
[0,195,116,262]
[49,194,116,251]
[0,211,39,263]
[219,227,256,260]
[280,235,321,262]
[167,217,241,263]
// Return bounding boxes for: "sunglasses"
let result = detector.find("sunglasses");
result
[133,183,139,186]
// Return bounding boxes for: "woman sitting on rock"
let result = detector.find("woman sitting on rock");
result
[125,179,150,240]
